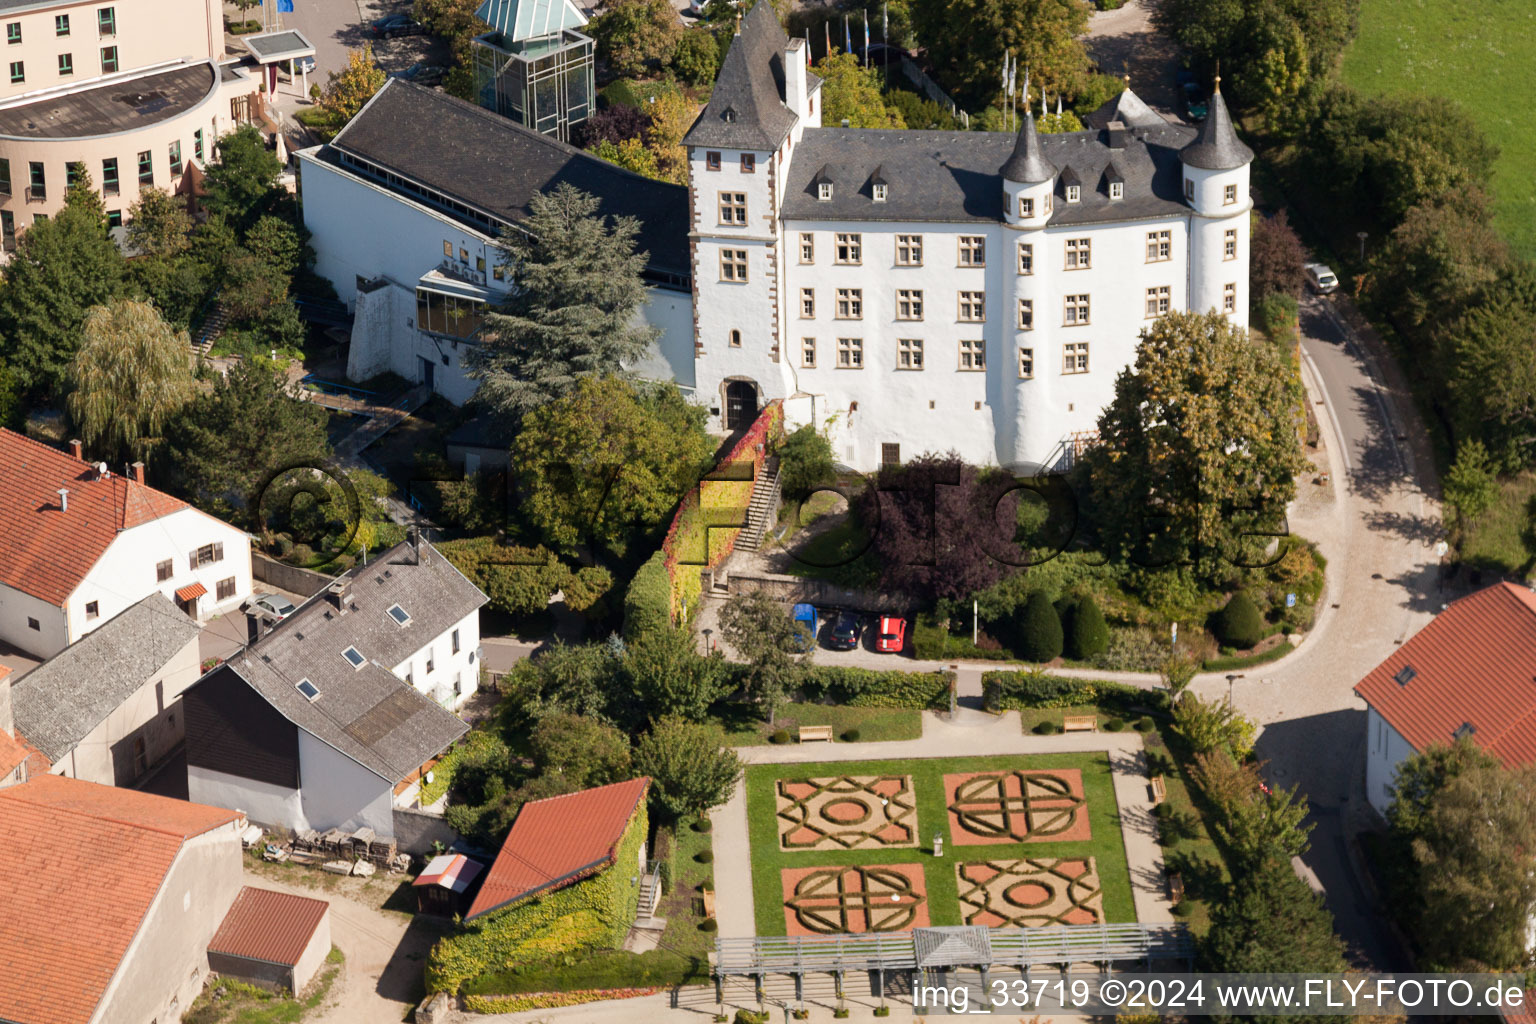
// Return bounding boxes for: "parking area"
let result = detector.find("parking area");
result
[696,596,926,671]
[234,0,445,87]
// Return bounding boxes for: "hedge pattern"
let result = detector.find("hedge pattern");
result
[462,987,660,1014]
[623,550,670,640]
[981,672,1148,714]
[426,802,648,993]
[798,666,954,710]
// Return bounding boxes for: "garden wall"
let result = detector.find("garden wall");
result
[703,567,913,616]
[394,806,460,856]
[252,552,334,597]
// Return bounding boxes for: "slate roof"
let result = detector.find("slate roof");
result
[1083,87,1167,129]
[780,121,1196,225]
[467,776,649,919]
[1178,86,1253,170]
[1355,583,1536,767]
[0,776,239,1024]
[999,113,1054,184]
[209,887,330,967]
[325,79,690,276]
[0,429,192,606]
[11,593,200,762]
[683,0,815,151]
[0,62,217,140]
[216,537,482,783]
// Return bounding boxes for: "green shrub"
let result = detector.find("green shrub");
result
[1018,591,1064,661]
[770,729,791,744]
[1104,718,1126,732]
[1034,719,1059,735]
[692,817,712,833]
[775,424,836,499]
[797,665,952,709]
[1214,592,1266,649]
[981,671,1145,713]
[623,549,670,640]
[670,28,719,85]
[840,728,860,742]
[701,917,719,933]
[874,1007,892,1018]
[1070,594,1110,659]
[733,1008,765,1023]
[695,849,713,864]
[833,1007,850,1018]
[1135,716,1155,732]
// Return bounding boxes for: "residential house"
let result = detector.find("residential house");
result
[183,532,483,839]
[0,429,253,658]
[10,592,201,785]
[0,775,245,1024]
[1355,582,1536,817]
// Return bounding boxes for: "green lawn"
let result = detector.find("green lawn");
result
[723,702,924,746]
[183,950,343,1024]
[743,752,1135,938]
[1459,469,1536,577]
[1340,0,1536,256]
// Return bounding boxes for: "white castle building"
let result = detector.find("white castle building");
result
[296,0,1252,471]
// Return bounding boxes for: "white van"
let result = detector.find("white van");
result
[1305,262,1339,294]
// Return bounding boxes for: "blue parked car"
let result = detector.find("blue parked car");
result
[792,603,819,651]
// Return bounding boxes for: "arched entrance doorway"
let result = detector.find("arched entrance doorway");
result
[725,380,759,430]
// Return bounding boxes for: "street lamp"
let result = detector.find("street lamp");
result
[1357,231,1368,262]
[702,627,713,653]
[1226,673,1246,704]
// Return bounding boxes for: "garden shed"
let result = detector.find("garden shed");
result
[208,887,332,995]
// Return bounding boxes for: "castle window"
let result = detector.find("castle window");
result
[817,182,833,201]
[800,288,815,318]
[1063,342,1089,374]
[1145,286,1170,318]
[1146,229,1171,262]
[729,329,742,347]
[1017,242,1033,275]
[1224,183,1237,205]
[1065,184,1081,203]
[1184,178,1194,201]
[896,289,923,320]
[1064,294,1090,325]
[958,291,985,322]
[1223,282,1237,312]
[718,192,747,225]
[705,151,721,171]
[741,154,755,173]
[1109,181,1123,200]
[835,288,863,319]
[872,183,888,202]
[1018,347,1034,379]
[1065,238,1090,270]
[720,248,748,282]
[897,338,924,370]
[958,339,985,371]
[799,232,814,262]
[835,232,862,265]
[802,337,816,367]
[957,236,985,267]
[836,337,863,368]
[1017,299,1033,330]
[1224,228,1237,260]
[1018,196,1034,218]
[896,234,922,266]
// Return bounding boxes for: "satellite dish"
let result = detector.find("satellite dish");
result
[424,771,435,785]
[96,462,108,475]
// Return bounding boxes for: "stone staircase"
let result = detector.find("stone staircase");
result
[192,302,229,356]
[734,456,781,553]
[635,862,662,919]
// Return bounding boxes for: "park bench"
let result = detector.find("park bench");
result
[1062,715,1097,733]
[799,725,834,743]
[1168,872,1185,905]
[1149,775,1167,804]
[701,888,717,918]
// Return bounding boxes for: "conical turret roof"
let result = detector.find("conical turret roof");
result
[1179,84,1253,170]
[999,112,1055,184]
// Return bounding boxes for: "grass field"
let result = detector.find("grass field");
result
[723,702,925,746]
[1458,470,1536,577]
[1340,0,1536,256]
[743,752,1135,937]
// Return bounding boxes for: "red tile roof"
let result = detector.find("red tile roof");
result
[0,429,190,606]
[0,776,240,1024]
[1501,990,1536,1024]
[467,776,649,920]
[0,730,28,778]
[175,581,208,601]
[1355,582,1536,767]
[210,887,330,967]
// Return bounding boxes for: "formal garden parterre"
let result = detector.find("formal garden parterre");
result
[744,753,1135,938]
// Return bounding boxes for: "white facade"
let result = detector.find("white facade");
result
[1364,704,1418,818]
[391,607,481,709]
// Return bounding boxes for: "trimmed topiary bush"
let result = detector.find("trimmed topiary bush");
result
[695,849,713,864]
[1070,594,1110,659]
[1215,592,1266,649]
[1018,590,1064,662]
[1135,716,1155,732]
[1034,719,1059,735]
[692,817,713,833]
[841,728,861,742]
[1104,718,1126,732]
[770,729,791,744]
[701,917,719,933]
[874,1007,892,1018]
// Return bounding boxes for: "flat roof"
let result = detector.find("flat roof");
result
[244,29,317,63]
[0,62,215,140]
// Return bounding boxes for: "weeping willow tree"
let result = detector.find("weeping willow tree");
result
[66,298,194,461]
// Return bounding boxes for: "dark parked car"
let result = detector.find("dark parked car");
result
[388,62,446,85]
[826,611,862,651]
[370,13,424,37]
[1180,81,1208,121]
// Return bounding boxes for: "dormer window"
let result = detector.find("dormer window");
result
[817,182,833,201]
[1066,185,1080,203]
[1394,665,1416,687]
[1018,196,1033,218]
[872,183,887,202]
[1109,181,1123,200]
[1454,721,1476,741]
[740,154,755,173]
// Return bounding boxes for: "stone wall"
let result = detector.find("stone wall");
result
[705,567,914,614]
[252,552,333,598]
[393,805,460,856]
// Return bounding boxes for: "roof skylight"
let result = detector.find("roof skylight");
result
[387,604,411,626]
[296,679,320,700]
[342,646,365,669]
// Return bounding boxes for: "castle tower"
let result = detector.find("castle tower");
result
[998,113,1058,469]
[1180,79,1254,325]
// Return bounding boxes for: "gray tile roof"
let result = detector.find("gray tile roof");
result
[1178,87,1253,170]
[683,0,809,151]
[11,594,201,762]
[326,79,691,276]
[1083,87,1167,130]
[780,121,1197,225]
[0,63,215,140]
[220,538,484,782]
[999,114,1054,184]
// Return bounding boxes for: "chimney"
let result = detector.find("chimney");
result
[130,461,145,484]
[68,439,82,460]
[785,38,807,119]
[327,580,347,613]
[57,488,68,512]
[0,665,13,739]
[1106,119,1129,149]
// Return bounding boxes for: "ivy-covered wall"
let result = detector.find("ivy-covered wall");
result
[425,801,649,994]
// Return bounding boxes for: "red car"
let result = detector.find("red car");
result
[875,616,906,653]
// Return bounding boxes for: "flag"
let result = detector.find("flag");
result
[844,15,851,55]
[862,13,869,65]
[277,0,293,10]
[805,27,811,66]
[1056,94,1062,116]
[824,19,831,57]
[882,2,887,42]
